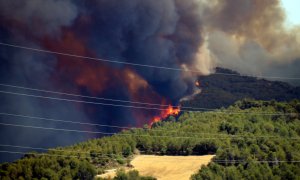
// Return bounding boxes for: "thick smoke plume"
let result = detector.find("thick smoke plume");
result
[205,0,300,82]
[0,0,300,162]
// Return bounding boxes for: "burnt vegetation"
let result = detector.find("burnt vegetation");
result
[1,99,300,179]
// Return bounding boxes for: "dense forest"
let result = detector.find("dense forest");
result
[181,68,300,109]
[1,99,300,179]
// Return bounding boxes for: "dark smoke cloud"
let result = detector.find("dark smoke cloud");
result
[0,0,78,35]
[1,0,300,162]
[0,38,96,162]
[0,0,84,162]
[82,0,205,100]
[0,0,207,162]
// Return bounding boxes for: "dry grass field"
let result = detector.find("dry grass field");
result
[98,155,214,179]
[130,155,215,180]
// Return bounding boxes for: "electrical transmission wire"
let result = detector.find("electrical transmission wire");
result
[3,82,296,114]
[0,89,298,116]
[0,144,126,157]
[0,112,135,129]
[0,83,204,111]
[0,111,296,138]
[0,150,86,158]
[0,122,115,135]
[2,43,300,167]
[0,90,181,111]
[211,160,300,163]
[0,42,299,80]
[2,144,300,163]
[0,150,300,164]
[0,144,233,161]
[1,122,300,140]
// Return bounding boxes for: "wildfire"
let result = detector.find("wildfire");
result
[150,105,180,126]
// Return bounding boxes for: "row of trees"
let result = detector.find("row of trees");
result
[0,156,95,180]
[1,99,300,179]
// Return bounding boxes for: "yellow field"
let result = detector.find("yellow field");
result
[130,155,214,180]
[97,155,214,180]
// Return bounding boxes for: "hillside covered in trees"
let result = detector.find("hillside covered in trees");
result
[1,99,300,179]
[181,68,300,109]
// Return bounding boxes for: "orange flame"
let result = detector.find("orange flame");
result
[150,105,180,126]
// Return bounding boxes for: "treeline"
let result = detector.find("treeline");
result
[1,99,300,179]
[0,155,95,180]
[181,67,300,109]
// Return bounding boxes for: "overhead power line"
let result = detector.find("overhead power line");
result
[1,122,300,140]
[0,83,204,111]
[0,112,134,129]
[0,150,300,164]
[0,144,243,161]
[0,89,297,116]
[0,42,299,80]
[0,150,85,158]
[0,144,124,157]
[0,122,114,135]
[0,90,181,112]
[211,160,300,163]
[0,111,296,138]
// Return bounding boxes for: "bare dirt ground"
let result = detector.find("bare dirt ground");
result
[97,155,214,180]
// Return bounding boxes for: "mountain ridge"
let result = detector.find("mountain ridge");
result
[181,67,300,109]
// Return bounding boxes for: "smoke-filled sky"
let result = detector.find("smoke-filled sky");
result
[0,0,299,162]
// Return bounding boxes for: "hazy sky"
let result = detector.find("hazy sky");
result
[281,0,300,26]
